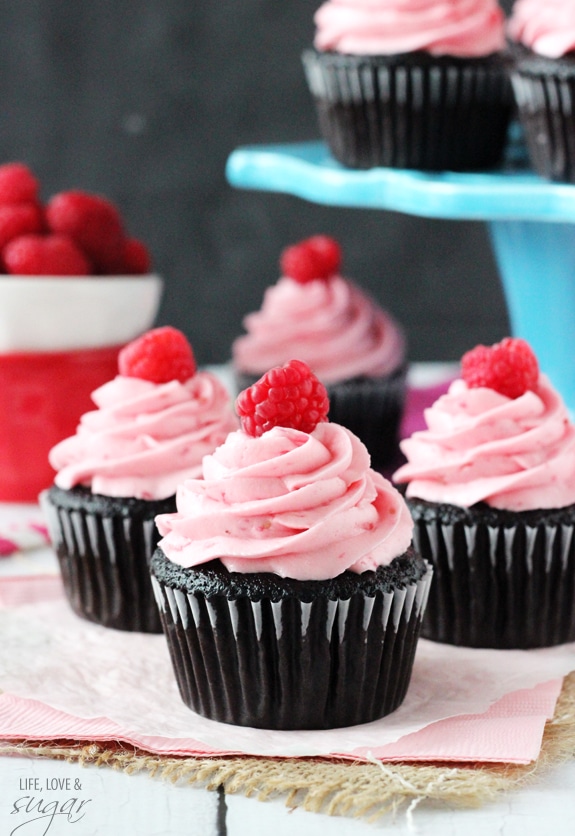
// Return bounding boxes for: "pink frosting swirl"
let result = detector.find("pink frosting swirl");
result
[49,372,238,500]
[156,422,414,580]
[232,275,405,384]
[393,375,575,511]
[313,0,506,58]
[508,0,575,58]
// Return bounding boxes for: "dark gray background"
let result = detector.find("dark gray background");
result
[0,1,514,367]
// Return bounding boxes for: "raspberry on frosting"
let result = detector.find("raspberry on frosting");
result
[280,235,342,284]
[118,326,197,384]
[461,337,539,400]
[236,359,329,437]
[393,337,575,511]
[233,241,405,384]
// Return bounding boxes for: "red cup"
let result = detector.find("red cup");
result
[0,344,124,502]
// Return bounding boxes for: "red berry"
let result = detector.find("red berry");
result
[3,233,91,276]
[118,326,196,384]
[461,337,539,399]
[0,163,39,204]
[46,190,125,273]
[280,235,342,284]
[0,203,44,252]
[236,359,329,437]
[119,237,151,274]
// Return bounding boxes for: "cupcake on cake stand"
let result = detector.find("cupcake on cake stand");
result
[226,127,575,415]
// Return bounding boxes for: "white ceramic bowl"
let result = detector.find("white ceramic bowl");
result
[0,274,163,352]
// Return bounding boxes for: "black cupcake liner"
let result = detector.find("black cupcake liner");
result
[511,60,575,182]
[327,365,407,473]
[408,498,575,648]
[150,548,431,730]
[302,49,513,171]
[41,485,176,633]
[235,365,407,472]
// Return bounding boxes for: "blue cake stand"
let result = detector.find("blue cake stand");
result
[226,130,575,413]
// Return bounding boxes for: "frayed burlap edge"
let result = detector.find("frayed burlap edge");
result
[2,672,575,822]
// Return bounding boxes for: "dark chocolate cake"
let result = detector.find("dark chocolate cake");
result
[302,49,513,171]
[150,546,431,730]
[408,497,575,649]
[510,45,575,182]
[42,485,176,633]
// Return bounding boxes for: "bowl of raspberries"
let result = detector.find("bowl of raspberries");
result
[0,162,162,350]
[0,161,163,501]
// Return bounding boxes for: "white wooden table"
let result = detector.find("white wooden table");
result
[2,753,575,835]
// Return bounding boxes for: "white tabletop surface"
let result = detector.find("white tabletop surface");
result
[1,364,574,835]
[1,752,574,835]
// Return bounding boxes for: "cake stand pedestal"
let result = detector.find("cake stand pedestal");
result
[226,135,575,413]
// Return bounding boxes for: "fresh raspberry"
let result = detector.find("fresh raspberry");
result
[0,163,39,204]
[46,190,125,273]
[236,359,329,437]
[119,237,151,274]
[3,233,91,276]
[280,235,342,284]
[118,326,196,384]
[461,337,539,399]
[0,203,44,251]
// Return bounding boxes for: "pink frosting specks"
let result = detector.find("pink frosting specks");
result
[156,422,413,580]
[49,372,238,500]
[508,0,575,58]
[313,0,506,58]
[393,376,575,511]
[232,274,405,385]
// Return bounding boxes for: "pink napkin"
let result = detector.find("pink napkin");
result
[0,574,63,607]
[0,579,572,765]
[0,520,49,557]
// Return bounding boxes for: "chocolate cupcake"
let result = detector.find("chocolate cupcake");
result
[406,498,575,648]
[232,235,407,472]
[394,337,575,648]
[43,486,174,632]
[151,546,429,730]
[41,327,237,633]
[508,0,575,182]
[302,0,513,171]
[152,360,431,729]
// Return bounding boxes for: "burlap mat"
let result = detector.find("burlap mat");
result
[2,671,575,822]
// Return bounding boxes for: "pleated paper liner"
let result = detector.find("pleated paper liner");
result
[510,52,575,183]
[302,49,513,171]
[234,365,407,472]
[408,498,575,649]
[326,364,407,472]
[150,548,432,730]
[41,485,176,633]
